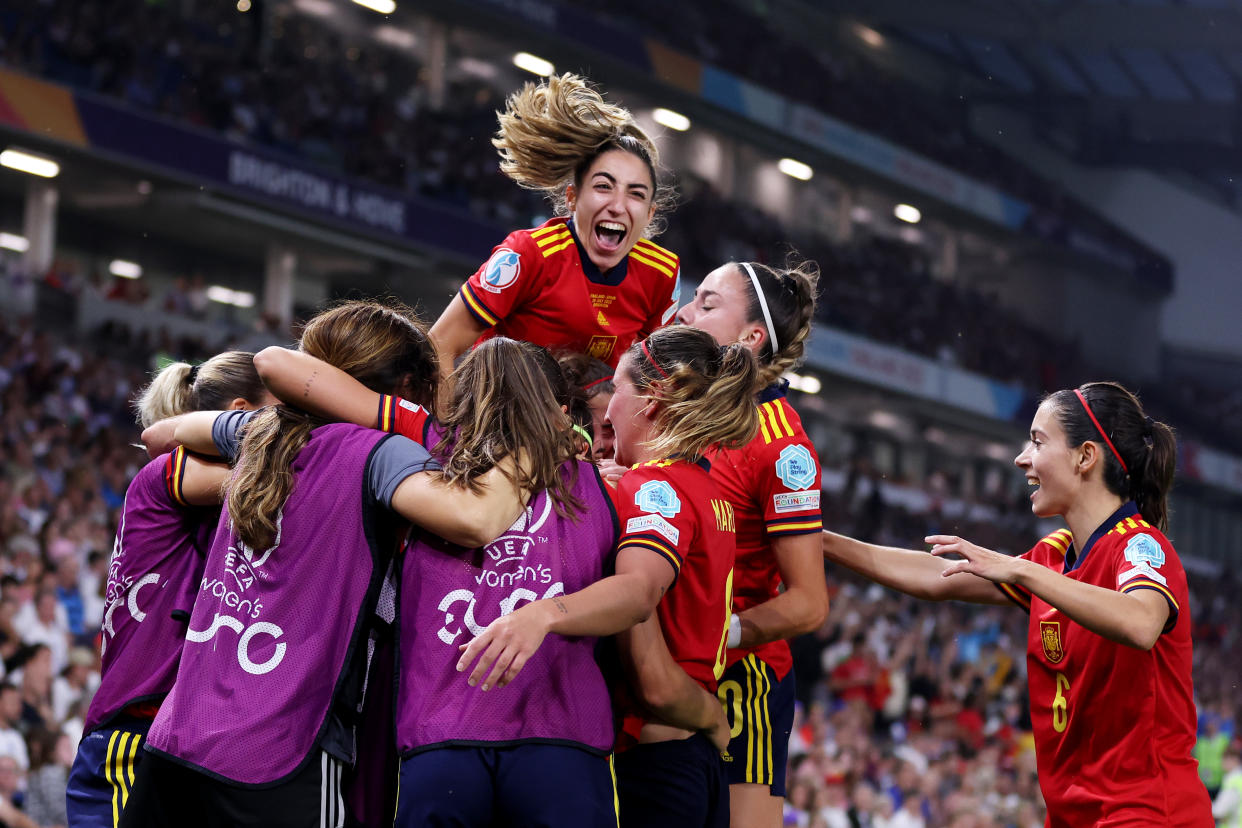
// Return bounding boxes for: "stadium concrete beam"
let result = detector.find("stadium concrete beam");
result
[770,0,1242,51]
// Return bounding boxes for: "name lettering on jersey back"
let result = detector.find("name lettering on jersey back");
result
[711,498,736,534]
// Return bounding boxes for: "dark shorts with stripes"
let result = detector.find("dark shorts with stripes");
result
[67,718,152,828]
[717,656,795,797]
[118,749,351,828]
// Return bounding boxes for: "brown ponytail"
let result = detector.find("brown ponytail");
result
[227,301,439,551]
[625,327,761,460]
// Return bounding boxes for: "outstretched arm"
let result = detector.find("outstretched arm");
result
[456,546,672,690]
[253,347,380,428]
[928,535,1169,649]
[390,458,527,549]
[735,532,829,649]
[823,530,1009,605]
[618,611,730,751]
[429,296,489,394]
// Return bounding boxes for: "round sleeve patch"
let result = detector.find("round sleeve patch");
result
[480,248,521,293]
[775,444,817,491]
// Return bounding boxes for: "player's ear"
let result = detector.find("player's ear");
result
[1077,441,1101,477]
[565,183,577,214]
[227,397,248,411]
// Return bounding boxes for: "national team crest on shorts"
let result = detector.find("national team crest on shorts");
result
[775,444,817,491]
[480,248,521,293]
[1040,621,1064,664]
[635,480,681,519]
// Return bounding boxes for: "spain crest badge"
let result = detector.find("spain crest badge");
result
[1040,620,1064,664]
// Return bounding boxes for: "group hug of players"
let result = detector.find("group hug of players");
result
[64,74,1213,828]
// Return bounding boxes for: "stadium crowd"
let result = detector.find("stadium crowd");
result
[0,308,1237,826]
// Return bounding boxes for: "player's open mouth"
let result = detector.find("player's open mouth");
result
[1028,477,1040,497]
[594,221,626,252]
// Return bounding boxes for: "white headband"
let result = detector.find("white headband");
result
[740,262,779,353]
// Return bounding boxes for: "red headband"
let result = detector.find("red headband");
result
[1074,389,1128,474]
[584,376,612,392]
[639,340,670,380]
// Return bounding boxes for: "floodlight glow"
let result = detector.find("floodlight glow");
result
[0,233,28,252]
[236,0,252,12]
[894,203,922,224]
[778,158,813,181]
[293,0,334,15]
[513,52,554,76]
[652,108,691,132]
[856,25,885,48]
[109,260,142,279]
[786,372,822,395]
[0,149,59,179]
[206,286,256,308]
[375,25,415,48]
[351,0,396,13]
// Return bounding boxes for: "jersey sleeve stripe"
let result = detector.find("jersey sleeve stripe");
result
[167,446,189,506]
[377,394,396,432]
[617,537,682,577]
[1121,580,1180,631]
[996,582,1031,612]
[534,229,572,248]
[633,239,678,267]
[757,407,773,444]
[628,250,675,278]
[773,401,796,438]
[767,518,823,533]
[460,284,500,327]
[530,224,562,239]
[540,238,576,258]
[1041,532,1071,554]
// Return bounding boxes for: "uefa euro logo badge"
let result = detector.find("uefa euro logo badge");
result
[481,248,521,293]
[1040,620,1064,664]
[775,444,817,491]
[635,480,682,519]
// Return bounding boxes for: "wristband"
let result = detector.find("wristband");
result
[727,613,742,649]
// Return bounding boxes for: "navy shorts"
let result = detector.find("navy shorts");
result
[396,743,618,828]
[67,718,151,828]
[613,733,728,828]
[717,656,795,796]
[118,749,350,828]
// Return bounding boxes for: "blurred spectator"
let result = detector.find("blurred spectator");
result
[23,728,69,828]
[0,685,27,771]
[13,594,67,676]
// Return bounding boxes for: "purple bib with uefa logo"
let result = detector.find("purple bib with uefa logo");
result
[146,424,397,784]
[395,460,619,755]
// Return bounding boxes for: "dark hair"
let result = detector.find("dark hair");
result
[1046,381,1177,530]
[733,258,819,387]
[557,352,615,398]
[529,347,593,445]
[624,327,761,459]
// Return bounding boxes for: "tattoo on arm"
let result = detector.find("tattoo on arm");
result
[302,370,318,399]
[553,598,568,615]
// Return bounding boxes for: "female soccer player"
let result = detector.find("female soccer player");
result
[66,351,274,828]
[676,260,829,827]
[821,382,1212,827]
[430,73,681,374]
[118,303,532,828]
[559,352,617,461]
[605,326,760,828]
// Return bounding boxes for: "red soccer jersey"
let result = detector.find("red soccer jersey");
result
[458,217,680,367]
[611,458,736,742]
[707,386,822,679]
[997,504,1211,827]
[376,394,434,445]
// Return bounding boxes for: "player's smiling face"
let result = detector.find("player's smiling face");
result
[1015,400,1079,518]
[675,264,764,351]
[567,149,655,274]
[605,352,655,468]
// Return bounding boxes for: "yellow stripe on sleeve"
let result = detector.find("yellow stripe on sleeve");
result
[633,240,678,267]
[773,402,795,439]
[628,250,675,278]
[767,519,824,534]
[618,538,681,573]
[533,230,572,248]
[757,407,773,444]
[461,286,500,327]
[530,224,564,239]
[540,238,575,258]
[1122,579,1180,611]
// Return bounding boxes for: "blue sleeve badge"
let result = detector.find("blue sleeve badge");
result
[480,248,521,293]
[775,444,817,492]
[635,479,682,519]
[1123,533,1165,569]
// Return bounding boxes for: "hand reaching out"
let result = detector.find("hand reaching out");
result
[926,535,1025,585]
